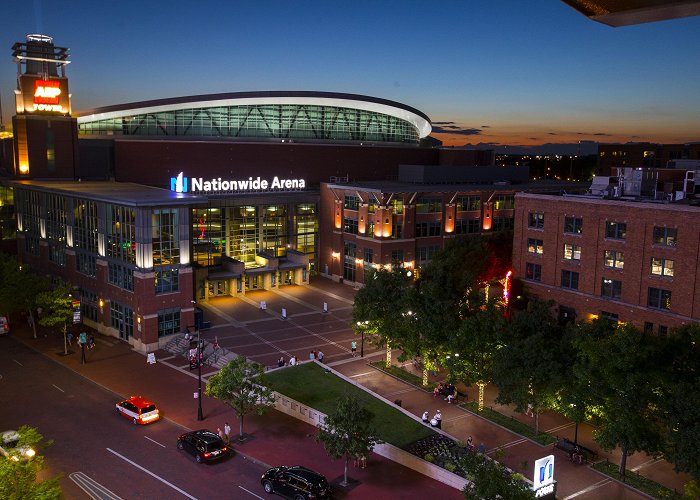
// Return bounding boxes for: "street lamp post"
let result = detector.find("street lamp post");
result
[197,328,203,421]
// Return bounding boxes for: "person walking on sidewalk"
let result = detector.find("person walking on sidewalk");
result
[317,350,324,363]
[351,340,357,357]
[224,422,231,442]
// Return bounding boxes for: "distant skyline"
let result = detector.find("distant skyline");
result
[1,0,699,150]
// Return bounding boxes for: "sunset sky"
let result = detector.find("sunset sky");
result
[1,0,698,148]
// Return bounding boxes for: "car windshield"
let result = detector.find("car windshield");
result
[141,405,156,413]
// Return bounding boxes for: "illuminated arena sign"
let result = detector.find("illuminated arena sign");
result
[170,172,306,194]
[33,79,64,112]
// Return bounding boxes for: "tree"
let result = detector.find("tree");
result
[662,323,700,481]
[493,300,566,434]
[460,450,533,500]
[575,322,668,478]
[0,253,47,338]
[316,392,381,486]
[36,281,74,355]
[0,426,61,500]
[206,356,275,440]
[352,265,416,367]
[448,300,508,411]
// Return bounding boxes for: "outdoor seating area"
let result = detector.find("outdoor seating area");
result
[554,437,598,464]
[433,382,463,404]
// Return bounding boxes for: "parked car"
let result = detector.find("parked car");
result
[261,465,332,499]
[176,429,230,463]
[0,430,36,462]
[0,316,9,336]
[115,396,160,425]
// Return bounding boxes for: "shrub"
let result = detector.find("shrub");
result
[445,463,456,473]
[424,453,434,462]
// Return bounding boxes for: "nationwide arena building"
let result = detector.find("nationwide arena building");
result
[3,34,578,350]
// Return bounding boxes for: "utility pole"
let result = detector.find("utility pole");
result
[197,328,204,421]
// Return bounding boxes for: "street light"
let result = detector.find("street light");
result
[356,321,369,358]
[197,328,203,421]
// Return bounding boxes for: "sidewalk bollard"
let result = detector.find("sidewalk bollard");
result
[322,302,328,313]
[281,308,287,320]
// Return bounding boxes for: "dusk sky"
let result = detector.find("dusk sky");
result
[1,0,699,149]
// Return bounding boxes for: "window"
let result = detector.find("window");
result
[48,244,66,267]
[493,217,514,231]
[528,212,544,229]
[644,322,654,334]
[391,199,404,215]
[564,217,583,234]
[107,205,136,264]
[527,238,544,255]
[343,241,356,282]
[658,325,668,336]
[601,311,618,321]
[80,289,98,322]
[415,221,441,237]
[605,221,626,240]
[155,269,179,294]
[391,249,404,263]
[526,262,541,281]
[601,278,622,299]
[648,287,671,310]
[561,270,579,290]
[108,262,134,291]
[563,243,581,261]
[455,218,480,234]
[391,221,402,239]
[604,250,624,270]
[363,248,373,264]
[416,197,442,214]
[344,195,359,210]
[651,258,674,277]
[157,309,181,337]
[417,245,440,263]
[343,217,358,234]
[493,195,515,210]
[653,227,677,246]
[457,196,481,211]
[76,252,97,277]
[152,208,180,266]
[367,199,377,213]
[73,199,98,253]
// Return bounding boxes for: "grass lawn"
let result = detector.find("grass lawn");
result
[265,362,435,449]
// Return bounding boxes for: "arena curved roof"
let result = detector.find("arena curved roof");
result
[77,91,432,144]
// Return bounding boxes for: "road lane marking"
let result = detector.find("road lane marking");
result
[13,359,23,366]
[144,436,166,448]
[561,478,611,499]
[52,384,65,393]
[69,471,123,500]
[238,486,264,498]
[106,448,197,499]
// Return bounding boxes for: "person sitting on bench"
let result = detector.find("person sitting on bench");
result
[571,445,584,464]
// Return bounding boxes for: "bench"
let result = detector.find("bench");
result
[553,438,598,464]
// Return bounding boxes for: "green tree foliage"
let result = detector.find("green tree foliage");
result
[493,300,566,434]
[663,323,700,481]
[352,266,416,366]
[205,356,275,439]
[36,281,74,354]
[0,426,61,500]
[448,300,508,410]
[460,450,533,500]
[575,322,668,478]
[316,392,381,486]
[0,253,47,338]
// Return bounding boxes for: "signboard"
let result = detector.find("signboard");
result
[533,455,556,498]
[147,353,156,364]
[72,300,81,324]
[17,75,70,115]
[170,171,305,194]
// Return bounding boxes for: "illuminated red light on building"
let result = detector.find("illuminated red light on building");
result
[34,79,61,105]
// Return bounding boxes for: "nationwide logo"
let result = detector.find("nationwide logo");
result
[169,172,306,194]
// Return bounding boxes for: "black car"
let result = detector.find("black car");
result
[176,429,230,463]
[261,465,332,499]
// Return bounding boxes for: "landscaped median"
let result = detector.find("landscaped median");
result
[592,460,684,500]
[265,361,469,490]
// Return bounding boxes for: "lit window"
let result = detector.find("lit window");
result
[651,258,674,277]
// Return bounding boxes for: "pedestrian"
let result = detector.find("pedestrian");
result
[467,436,474,450]
[317,350,324,363]
[67,332,73,346]
[213,336,220,350]
[431,410,442,429]
[217,427,225,440]
[224,422,231,442]
[309,350,315,360]
[421,411,429,424]
[89,334,95,349]
[289,355,297,366]
[478,442,485,454]
[278,356,285,367]
[351,340,357,357]
[525,403,534,417]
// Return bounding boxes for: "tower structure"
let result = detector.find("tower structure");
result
[11,34,78,178]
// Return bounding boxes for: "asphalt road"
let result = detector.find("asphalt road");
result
[0,337,269,500]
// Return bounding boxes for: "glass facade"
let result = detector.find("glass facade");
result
[78,103,420,144]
